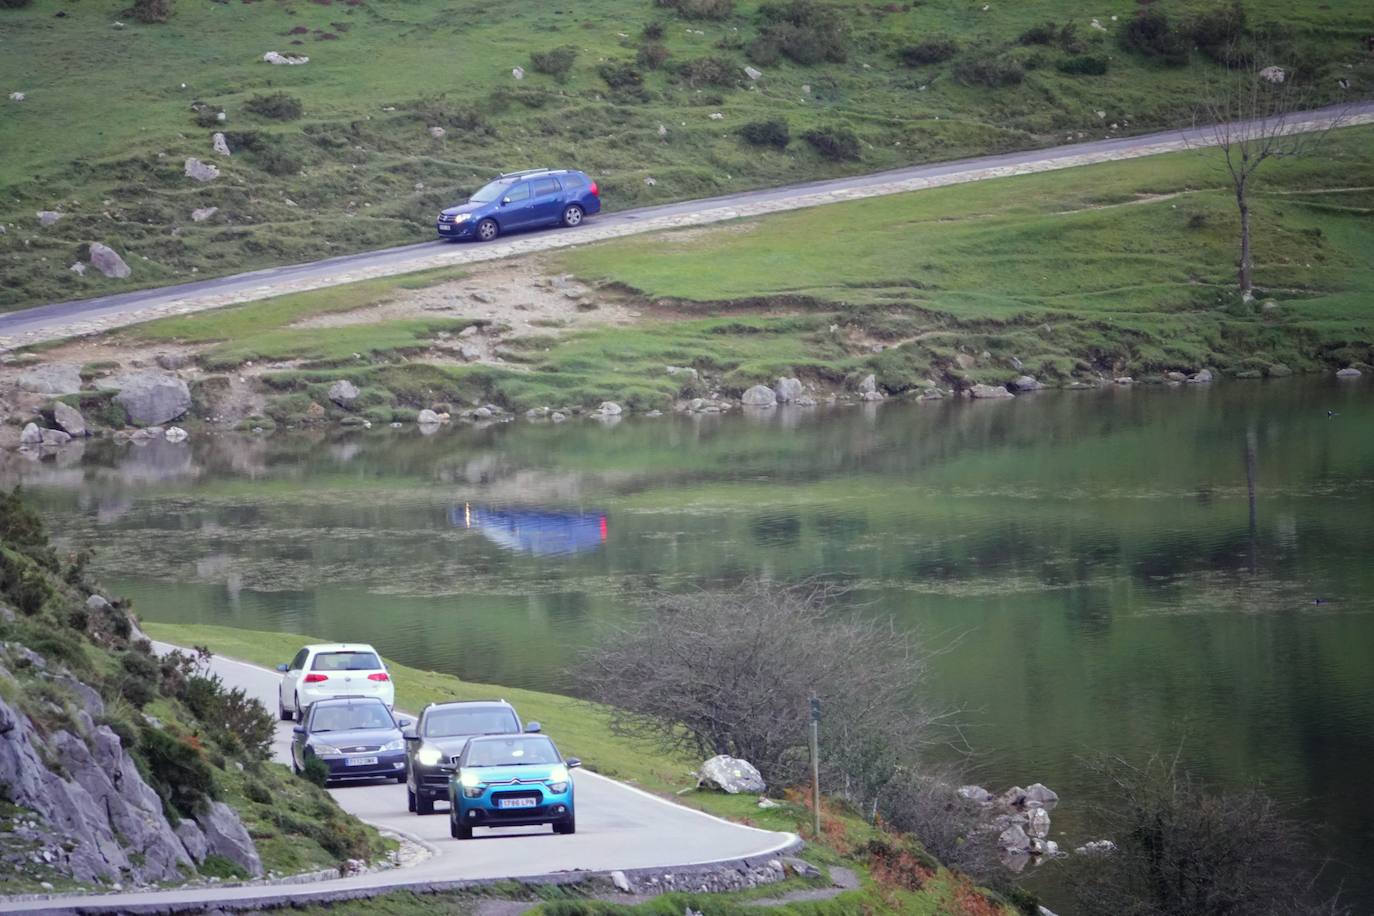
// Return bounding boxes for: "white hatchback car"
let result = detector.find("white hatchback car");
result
[275,643,395,721]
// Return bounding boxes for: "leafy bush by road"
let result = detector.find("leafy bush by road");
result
[802,125,860,160]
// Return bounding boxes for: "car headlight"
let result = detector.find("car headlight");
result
[381,738,404,752]
[312,743,342,756]
[416,745,443,767]
[547,765,568,784]
[548,781,568,794]
[452,212,472,222]
[459,770,482,788]
[462,785,484,798]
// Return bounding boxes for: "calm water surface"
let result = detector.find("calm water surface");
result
[6,378,1373,908]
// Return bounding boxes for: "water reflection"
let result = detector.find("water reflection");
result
[453,503,609,557]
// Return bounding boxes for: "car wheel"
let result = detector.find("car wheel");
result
[450,817,472,840]
[278,698,293,721]
[415,793,435,816]
[475,218,499,242]
[407,787,416,813]
[554,814,576,835]
[293,693,303,721]
[560,204,584,228]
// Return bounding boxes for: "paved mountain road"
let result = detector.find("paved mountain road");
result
[1,102,1368,349]
[3,646,797,913]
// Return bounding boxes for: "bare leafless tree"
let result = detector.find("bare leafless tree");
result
[575,579,940,811]
[1057,750,1350,916]
[1195,46,1347,297]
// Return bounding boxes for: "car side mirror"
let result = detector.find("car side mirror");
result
[524,721,541,733]
[276,663,289,672]
[402,727,417,741]
[501,196,511,206]
[292,725,306,735]
[566,758,581,769]
[396,717,413,729]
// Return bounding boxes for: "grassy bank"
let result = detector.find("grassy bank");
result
[143,622,1024,915]
[1,0,1368,308]
[63,125,1372,431]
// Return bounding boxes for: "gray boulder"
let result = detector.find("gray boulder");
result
[191,206,219,222]
[1027,806,1051,839]
[741,384,777,408]
[667,365,700,384]
[1165,371,1187,382]
[328,380,360,406]
[211,132,231,156]
[998,824,1032,853]
[184,157,220,182]
[698,755,766,794]
[919,388,945,401]
[19,363,83,395]
[89,242,132,279]
[472,406,493,420]
[20,422,43,445]
[597,401,623,416]
[1187,369,1213,384]
[108,372,192,426]
[1011,375,1042,392]
[155,352,191,370]
[1336,367,1362,378]
[970,384,1015,400]
[774,377,803,403]
[458,344,481,362]
[1024,783,1059,809]
[40,428,72,447]
[744,65,763,80]
[38,210,63,227]
[417,408,441,425]
[52,401,87,437]
[175,820,209,863]
[957,785,993,805]
[194,801,263,877]
[857,373,877,394]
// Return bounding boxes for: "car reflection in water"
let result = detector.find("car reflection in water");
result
[451,504,609,557]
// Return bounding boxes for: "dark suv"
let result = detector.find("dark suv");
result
[403,699,540,815]
[436,168,601,242]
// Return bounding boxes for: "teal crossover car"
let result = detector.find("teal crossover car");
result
[448,734,580,839]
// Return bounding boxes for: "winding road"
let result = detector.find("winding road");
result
[4,647,797,914]
[1,102,1369,350]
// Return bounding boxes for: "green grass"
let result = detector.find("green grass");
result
[143,622,1018,915]
[1,0,1367,308]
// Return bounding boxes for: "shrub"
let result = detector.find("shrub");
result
[243,92,303,121]
[193,108,222,128]
[1018,21,1084,52]
[117,650,160,708]
[803,125,860,160]
[673,55,738,87]
[1191,2,1247,63]
[636,42,670,70]
[954,55,1025,87]
[1057,54,1108,76]
[129,0,170,23]
[183,674,275,761]
[530,45,578,82]
[657,0,734,20]
[139,726,218,818]
[301,755,330,787]
[0,0,34,8]
[739,118,790,148]
[598,61,644,91]
[1119,9,1189,66]
[754,0,848,65]
[897,36,957,66]
[641,20,665,40]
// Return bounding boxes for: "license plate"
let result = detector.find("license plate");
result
[345,756,378,767]
[498,797,537,809]
[440,224,451,231]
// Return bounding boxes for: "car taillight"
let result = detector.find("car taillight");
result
[303,673,328,683]
[588,181,599,197]
[368,673,390,682]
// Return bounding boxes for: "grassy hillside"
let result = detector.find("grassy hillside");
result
[1,0,1369,308]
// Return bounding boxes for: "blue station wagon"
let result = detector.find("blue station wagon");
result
[436,168,601,242]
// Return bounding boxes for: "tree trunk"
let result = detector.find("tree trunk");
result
[1236,179,1252,295]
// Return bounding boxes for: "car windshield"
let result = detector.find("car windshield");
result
[423,708,519,738]
[468,179,514,203]
[311,651,381,671]
[311,704,394,733]
[465,737,560,767]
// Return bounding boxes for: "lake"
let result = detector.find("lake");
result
[7,377,1372,908]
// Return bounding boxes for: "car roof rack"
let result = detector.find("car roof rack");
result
[498,167,552,178]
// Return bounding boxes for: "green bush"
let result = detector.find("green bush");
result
[139,726,218,818]
[739,118,790,149]
[117,650,160,708]
[1119,9,1189,66]
[598,61,644,91]
[530,45,578,82]
[753,0,849,65]
[183,674,275,761]
[802,125,860,161]
[673,55,738,87]
[636,42,671,70]
[1191,2,1247,64]
[301,755,330,788]
[954,55,1025,87]
[897,36,957,66]
[1057,54,1108,76]
[641,20,665,40]
[243,92,303,121]
[129,0,171,23]
[0,0,34,8]
[656,0,734,20]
